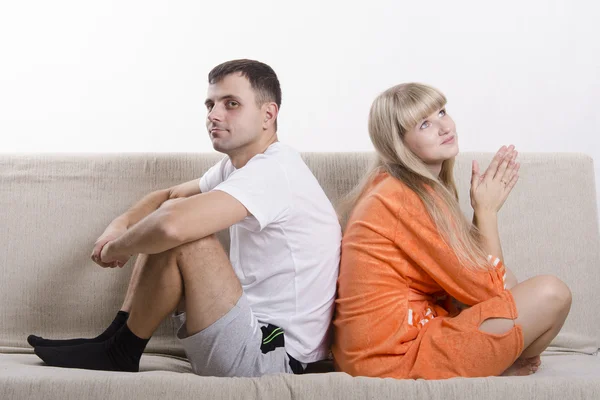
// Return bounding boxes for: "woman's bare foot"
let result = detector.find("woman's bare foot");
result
[501,355,541,376]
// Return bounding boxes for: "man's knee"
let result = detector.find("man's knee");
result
[172,234,228,265]
[177,234,222,252]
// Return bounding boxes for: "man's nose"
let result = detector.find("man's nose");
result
[207,105,223,122]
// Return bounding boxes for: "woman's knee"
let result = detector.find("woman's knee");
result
[532,275,572,313]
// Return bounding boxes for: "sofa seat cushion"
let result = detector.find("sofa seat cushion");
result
[1,352,599,400]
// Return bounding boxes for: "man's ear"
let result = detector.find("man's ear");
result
[262,102,279,130]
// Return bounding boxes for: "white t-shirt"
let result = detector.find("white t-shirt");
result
[199,142,341,363]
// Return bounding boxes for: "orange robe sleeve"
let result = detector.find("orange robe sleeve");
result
[393,185,507,306]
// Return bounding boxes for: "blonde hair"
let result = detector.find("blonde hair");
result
[341,83,490,270]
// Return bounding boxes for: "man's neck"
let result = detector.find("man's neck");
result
[229,133,279,169]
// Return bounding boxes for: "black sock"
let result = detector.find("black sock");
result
[27,310,129,348]
[34,323,149,372]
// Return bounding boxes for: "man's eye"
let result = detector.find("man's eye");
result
[420,121,430,130]
[227,101,239,108]
[439,109,446,117]
[206,104,213,111]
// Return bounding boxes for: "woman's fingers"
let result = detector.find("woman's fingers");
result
[497,173,519,207]
[472,145,520,211]
[486,145,515,181]
[493,153,512,182]
[471,160,480,189]
[499,151,519,187]
[493,145,516,178]
[506,173,519,192]
[486,145,507,181]
[500,159,518,185]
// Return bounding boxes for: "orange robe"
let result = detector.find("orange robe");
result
[332,172,523,379]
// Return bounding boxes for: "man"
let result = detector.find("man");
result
[29,59,341,377]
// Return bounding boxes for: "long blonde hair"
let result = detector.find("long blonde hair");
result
[341,83,490,270]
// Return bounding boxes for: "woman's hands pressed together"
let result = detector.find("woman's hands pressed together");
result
[470,145,520,214]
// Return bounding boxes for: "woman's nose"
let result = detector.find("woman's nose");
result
[439,121,452,135]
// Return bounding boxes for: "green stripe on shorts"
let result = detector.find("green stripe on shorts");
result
[262,327,283,344]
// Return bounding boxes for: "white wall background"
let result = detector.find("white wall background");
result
[0,0,599,213]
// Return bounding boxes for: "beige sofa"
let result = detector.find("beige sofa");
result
[1,152,599,400]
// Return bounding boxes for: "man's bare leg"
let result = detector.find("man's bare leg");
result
[120,254,146,313]
[27,256,145,348]
[34,234,242,372]
[127,234,242,338]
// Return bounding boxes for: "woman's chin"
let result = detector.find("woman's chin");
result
[448,144,459,158]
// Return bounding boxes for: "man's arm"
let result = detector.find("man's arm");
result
[91,179,203,267]
[112,179,203,230]
[102,190,248,262]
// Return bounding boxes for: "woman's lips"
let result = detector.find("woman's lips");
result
[442,136,455,144]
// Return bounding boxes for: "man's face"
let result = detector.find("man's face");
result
[204,73,265,154]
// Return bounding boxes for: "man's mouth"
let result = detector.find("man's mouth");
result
[209,127,227,135]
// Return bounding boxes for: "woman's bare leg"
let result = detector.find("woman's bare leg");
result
[478,275,572,375]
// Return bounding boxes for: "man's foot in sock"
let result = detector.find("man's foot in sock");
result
[27,311,129,348]
[34,323,148,372]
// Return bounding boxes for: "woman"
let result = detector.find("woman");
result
[332,83,571,379]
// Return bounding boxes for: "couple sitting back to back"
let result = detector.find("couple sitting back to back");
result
[29,59,571,379]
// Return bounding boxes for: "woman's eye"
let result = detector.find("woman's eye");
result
[438,109,446,117]
[420,121,430,130]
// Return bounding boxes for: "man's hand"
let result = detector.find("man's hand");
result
[99,240,131,268]
[90,224,128,268]
[89,198,182,269]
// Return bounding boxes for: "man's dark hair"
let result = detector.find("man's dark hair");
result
[208,59,282,110]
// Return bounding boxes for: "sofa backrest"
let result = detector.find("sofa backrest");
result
[0,152,598,356]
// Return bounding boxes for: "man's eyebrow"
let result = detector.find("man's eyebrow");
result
[204,95,241,106]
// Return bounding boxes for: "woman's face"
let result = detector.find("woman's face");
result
[403,106,459,174]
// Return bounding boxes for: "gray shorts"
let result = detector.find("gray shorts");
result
[172,293,305,377]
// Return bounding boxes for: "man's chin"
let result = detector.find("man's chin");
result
[212,144,225,154]
[211,141,233,154]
